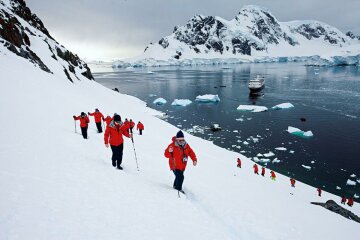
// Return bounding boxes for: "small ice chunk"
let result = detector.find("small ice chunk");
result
[347,179,357,186]
[272,158,281,163]
[275,147,287,151]
[236,118,244,122]
[302,165,311,170]
[303,131,314,137]
[195,94,220,102]
[259,158,270,163]
[147,71,155,74]
[354,194,359,199]
[243,141,249,145]
[233,130,239,133]
[237,105,268,112]
[287,126,314,138]
[350,174,356,178]
[171,99,192,106]
[257,153,264,157]
[149,94,157,97]
[336,186,341,190]
[263,152,275,157]
[311,161,315,164]
[153,98,167,105]
[251,138,259,143]
[272,103,294,110]
[240,150,246,153]
[289,150,295,154]
[357,179,360,184]
[253,157,260,162]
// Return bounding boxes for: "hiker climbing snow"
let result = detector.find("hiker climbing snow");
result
[137,121,144,135]
[73,112,90,139]
[88,108,105,133]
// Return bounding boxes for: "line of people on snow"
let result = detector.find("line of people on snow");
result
[240,160,355,207]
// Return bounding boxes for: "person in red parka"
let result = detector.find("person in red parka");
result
[270,170,276,181]
[137,121,144,135]
[237,158,241,168]
[253,164,259,175]
[317,188,322,197]
[73,112,90,139]
[129,119,135,133]
[290,178,296,187]
[164,130,197,193]
[347,198,354,207]
[261,166,266,176]
[104,115,113,127]
[124,118,130,133]
[104,114,131,170]
[88,108,105,133]
[341,196,347,205]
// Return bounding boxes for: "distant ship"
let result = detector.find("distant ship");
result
[248,75,265,94]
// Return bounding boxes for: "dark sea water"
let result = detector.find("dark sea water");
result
[91,62,360,200]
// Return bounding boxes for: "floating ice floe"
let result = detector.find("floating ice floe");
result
[272,103,294,110]
[149,94,157,97]
[147,71,155,74]
[357,179,360,184]
[272,158,281,163]
[311,161,315,164]
[253,157,270,163]
[195,94,220,103]
[257,153,264,157]
[287,126,314,138]
[302,165,311,170]
[346,179,357,186]
[235,118,244,122]
[186,125,205,134]
[233,130,239,133]
[153,98,167,105]
[289,150,295,154]
[355,194,359,199]
[350,174,356,178]
[237,105,268,112]
[275,147,287,151]
[336,186,341,190]
[243,141,249,145]
[171,99,192,106]
[263,151,275,158]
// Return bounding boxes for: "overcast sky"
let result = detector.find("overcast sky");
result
[26,0,360,61]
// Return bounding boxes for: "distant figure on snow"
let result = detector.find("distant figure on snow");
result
[124,118,130,133]
[270,170,276,181]
[341,196,347,205]
[317,188,322,197]
[104,115,113,127]
[347,198,354,207]
[164,130,197,194]
[104,114,131,170]
[261,167,266,176]
[73,112,90,139]
[253,164,259,175]
[237,158,241,168]
[88,108,104,133]
[129,119,135,133]
[137,121,144,135]
[290,178,296,187]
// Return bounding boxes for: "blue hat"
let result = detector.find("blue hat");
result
[176,130,184,139]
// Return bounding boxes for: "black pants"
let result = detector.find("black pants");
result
[130,127,133,134]
[111,144,124,167]
[81,127,88,139]
[173,169,185,191]
[96,122,102,133]
[139,129,143,135]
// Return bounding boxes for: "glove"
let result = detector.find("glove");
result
[88,112,90,115]
[73,116,76,119]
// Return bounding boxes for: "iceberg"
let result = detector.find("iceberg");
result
[195,94,221,102]
[149,94,157,97]
[263,152,275,157]
[237,105,268,112]
[153,98,167,105]
[275,147,287,151]
[171,99,192,106]
[272,103,294,110]
[336,186,341,190]
[346,179,357,186]
[287,126,314,138]
[355,194,359,199]
[302,165,311,170]
[350,174,356,178]
[272,158,281,163]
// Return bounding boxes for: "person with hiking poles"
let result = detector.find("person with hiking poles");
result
[129,119,135,133]
[104,114,131,170]
[88,108,105,133]
[73,112,90,139]
[164,130,197,194]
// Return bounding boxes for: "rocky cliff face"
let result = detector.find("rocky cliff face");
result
[0,0,93,82]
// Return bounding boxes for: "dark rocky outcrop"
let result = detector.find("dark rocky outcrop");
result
[311,200,360,223]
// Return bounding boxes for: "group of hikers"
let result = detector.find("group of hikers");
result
[73,109,195,193]
[73,109,355,202]
[238,159,355,207]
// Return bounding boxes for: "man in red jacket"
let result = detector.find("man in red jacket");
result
[347,198,354,207]
[253,164,259,175]
[88,108,105,133]
[104,114,131,170]
[129,119,135,133]
[164,130,197,193]
[290,178,296,187]
[137,121,144,135]
[261,166,266,176]
[73,112,90,139]
[237,158,241,168]
[104,115,113,127]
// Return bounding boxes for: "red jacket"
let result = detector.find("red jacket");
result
[237,158,241,166]
[124,121,130,130]
[75,116,90,127]
[270,171,276,178]
[164,137,197,171]
[137,122,144,130]
[104,122,130,146]
[290,179,296,186]
[261,167,266,175]
[130,121,135,128]
[342,196,347,202]
[253,164,258,172]
[89,111,104,123]
[104,116,113,126]
[348,198,354,205]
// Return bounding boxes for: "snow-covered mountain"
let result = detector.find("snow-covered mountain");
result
[0,0,93,81]
[1,1,360,239]
[113,5,360,67]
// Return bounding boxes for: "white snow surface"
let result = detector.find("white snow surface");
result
[1,5,359,238]
[171,99,192,106]
[195,94,221,102]
[237,105,268,112]
[272,103,294,110]
[153,97,167,105]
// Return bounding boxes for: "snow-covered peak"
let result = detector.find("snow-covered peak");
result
[0,0,93,82]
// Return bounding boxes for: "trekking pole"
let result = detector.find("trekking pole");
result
[131,136,139,171]
[74,120,77,133]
